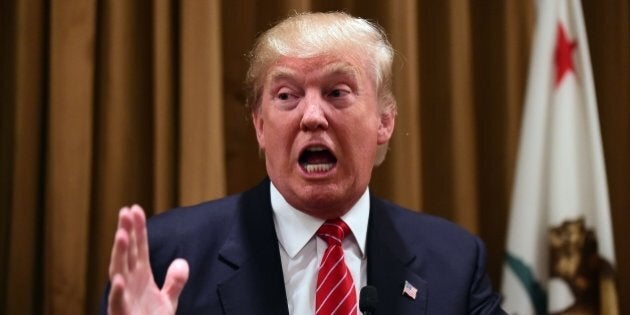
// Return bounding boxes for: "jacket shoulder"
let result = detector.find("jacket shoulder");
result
[147,194,241,240]
[372,197,479,247]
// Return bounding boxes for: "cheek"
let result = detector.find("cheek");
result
[263,113,300,151]
[339,119,380,158]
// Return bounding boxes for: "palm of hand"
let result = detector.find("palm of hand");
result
[108,205,189,315]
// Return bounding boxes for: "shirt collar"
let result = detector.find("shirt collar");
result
[270,181,370,259]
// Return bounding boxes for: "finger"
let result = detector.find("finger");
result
[109,228,130,279]
[162,258,190,307]
[116,206,127,228]
[130,204,150,263]
[109,208,129,281]
[108,274,128,315]
[118,209,135,272]
[126,209,139,272]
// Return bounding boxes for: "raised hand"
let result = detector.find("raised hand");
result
[107,205,189,315]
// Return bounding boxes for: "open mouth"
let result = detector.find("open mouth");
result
[299,146,337,174]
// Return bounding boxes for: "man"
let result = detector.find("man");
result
[103,12,505,314]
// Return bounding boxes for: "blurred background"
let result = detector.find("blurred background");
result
[1,0,628,314]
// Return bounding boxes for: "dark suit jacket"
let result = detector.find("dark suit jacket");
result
[101,179,505,314]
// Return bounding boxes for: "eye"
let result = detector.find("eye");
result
[329,89,346,98]
[272,87,301,109]
[278,92,291,100]
[327,86,351,98]
[274,88,298,101]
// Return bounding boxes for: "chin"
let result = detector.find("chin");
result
[299,188,353,216]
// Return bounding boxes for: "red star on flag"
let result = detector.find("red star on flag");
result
[555,23,577,86]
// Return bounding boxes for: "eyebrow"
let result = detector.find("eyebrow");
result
[266,62,360,85]
[320,62,359,83]
[267,67,299,85]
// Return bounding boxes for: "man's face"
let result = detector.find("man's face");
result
[253,54,395,219]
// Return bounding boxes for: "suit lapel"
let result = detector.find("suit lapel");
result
[216,179,289,315]
[367,196,428,315]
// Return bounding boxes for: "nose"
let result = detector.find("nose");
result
[300,95,328,131]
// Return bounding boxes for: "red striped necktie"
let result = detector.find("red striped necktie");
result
[315,218,358,315]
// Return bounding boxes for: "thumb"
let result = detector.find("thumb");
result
[162,258,190,306]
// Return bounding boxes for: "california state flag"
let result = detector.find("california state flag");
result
[501,0,618,314]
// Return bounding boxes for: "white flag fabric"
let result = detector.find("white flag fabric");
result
[501,0,618,314]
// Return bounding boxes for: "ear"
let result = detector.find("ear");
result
[252,110,266,149]
[377,108,396,145]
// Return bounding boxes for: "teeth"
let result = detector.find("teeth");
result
[305,163,334,173]
[307,146,326,152]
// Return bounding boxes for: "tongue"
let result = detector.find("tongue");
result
[303,151,336,164]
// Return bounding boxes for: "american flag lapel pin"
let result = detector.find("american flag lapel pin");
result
[402,280,418,300]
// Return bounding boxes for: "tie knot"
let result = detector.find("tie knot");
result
[317,218,350,246]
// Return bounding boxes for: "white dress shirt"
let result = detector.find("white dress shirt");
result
[270,182,369,315]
